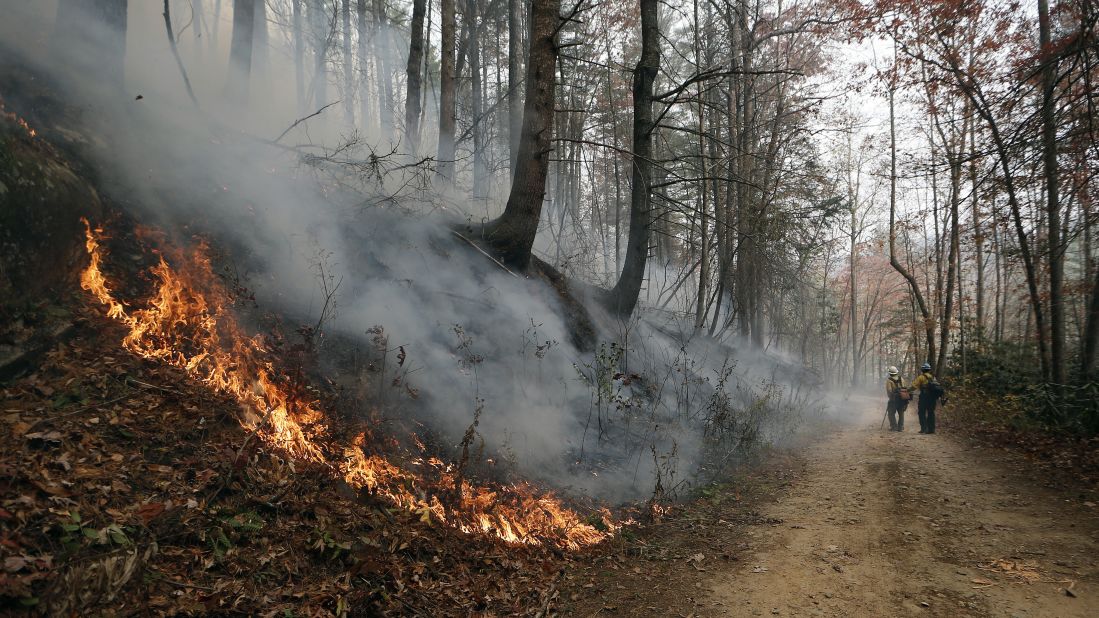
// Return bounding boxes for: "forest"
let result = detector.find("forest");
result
[0,0,1097,615]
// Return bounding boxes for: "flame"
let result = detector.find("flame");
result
[80,220,613,549]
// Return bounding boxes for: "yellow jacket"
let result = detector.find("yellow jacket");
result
[911,372,935,392]
[885,376,905,396]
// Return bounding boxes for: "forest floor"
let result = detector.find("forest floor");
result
[5,297,1099,616]
[560,404,1099,617]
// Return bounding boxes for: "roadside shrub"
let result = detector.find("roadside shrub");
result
[950,342,1099,436]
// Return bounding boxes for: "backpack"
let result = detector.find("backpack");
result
[927,379,945,398]
[890,378,911,402]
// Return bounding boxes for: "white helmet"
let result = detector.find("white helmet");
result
[888,366,899,376]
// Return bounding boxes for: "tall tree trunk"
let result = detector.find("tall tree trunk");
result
[191,0,205,58]
[1038,0,1065,385]
[688,39,713,328]
[993,214,1004,343]
[436,0,457,180]
[936,158,962,374]
[253,0,269,77]
[311,0,329,110]
[468,0,485,196]
[1083,264,1099,380]
[482,0,559,268]
[607,0,660,317]
[373,0,395,135]
[294,0,306,114]
[226,0,256,106]
[405,0,427,150]
[942,50,1050,379]
[507,0,523,176]
[213,0,223,48]
[342,0,354,125]
[970,117,985,339]
[54,0,129,91]
[357,0,371,129]
[694,77,709,329]
[850,203,859,386]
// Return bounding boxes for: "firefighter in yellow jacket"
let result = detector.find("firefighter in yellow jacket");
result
[885,366,909,431]
[911,362,946,434]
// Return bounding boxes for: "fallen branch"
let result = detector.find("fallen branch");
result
[451,231,520,279]
[274,101,341,144]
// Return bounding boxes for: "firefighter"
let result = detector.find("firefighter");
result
[884,366,909,431]
[911,362,945,434]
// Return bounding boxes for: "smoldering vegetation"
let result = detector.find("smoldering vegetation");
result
[0,1,841,504]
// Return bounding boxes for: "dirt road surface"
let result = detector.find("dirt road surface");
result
[708,418,1097,617]
[564,405,1099,617]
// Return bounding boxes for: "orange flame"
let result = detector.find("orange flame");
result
[79,219,613,549]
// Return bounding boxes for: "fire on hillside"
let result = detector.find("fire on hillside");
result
[79,219,614,550]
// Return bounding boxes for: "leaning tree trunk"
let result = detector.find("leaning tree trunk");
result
[54,0,129,91]
[225,0,256,106]
[405,0,427,150]
[608,0,660,317]
[887,82,936,367]
[941,39,1050,380]
[482,0,560,268]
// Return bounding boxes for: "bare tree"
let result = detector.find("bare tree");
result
[437,0,457,180]
[226,0,257,106]
[607,0,660,317]
[405,0,427,150]
[483,0,560,267]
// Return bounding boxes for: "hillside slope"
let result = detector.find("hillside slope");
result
[2,308,569,615]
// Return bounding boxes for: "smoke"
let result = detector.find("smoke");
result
[0,1,843,504]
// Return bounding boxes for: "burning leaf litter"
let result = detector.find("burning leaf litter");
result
[78,219,614,550]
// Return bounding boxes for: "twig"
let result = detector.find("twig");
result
[124,376,184,395]
[451,231,520,279]
[274,101,341,143]
[162,0,200,107]
[26,373,194,431]
[154,575,216,592]
[26,393,140,431]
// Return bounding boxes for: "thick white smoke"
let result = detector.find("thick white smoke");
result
[0,0,842,503]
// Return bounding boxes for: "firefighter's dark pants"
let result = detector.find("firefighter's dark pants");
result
[918,396,937,433]
[887,398,906,431]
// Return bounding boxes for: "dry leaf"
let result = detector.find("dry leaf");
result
[135,502,166,525]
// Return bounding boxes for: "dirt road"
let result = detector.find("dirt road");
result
[563,407,1099,617]
[707,414,1098,617]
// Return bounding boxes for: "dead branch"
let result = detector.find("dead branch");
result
[274,101,342,144]
[452,231,520,279]
[162,0,199,107]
